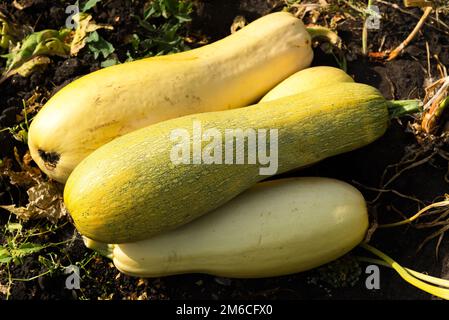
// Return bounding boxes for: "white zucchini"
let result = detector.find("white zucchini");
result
[85,177,368,278]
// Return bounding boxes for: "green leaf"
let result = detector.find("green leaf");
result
[144,6,159,20]
[132,0,192,58]
[174,14,192,23]
[0,247,12,264]
[82,0,102,12]
[2,28,70,79]
[86,31,115,60]
[129,33,140,51]
[100,57,118,68]
[143,0,192,23]
[12,242,45,258]
[7,223,22,233]
[125,50,134,62]
[86,30,99,43]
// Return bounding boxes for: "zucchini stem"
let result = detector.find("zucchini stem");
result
[306,26,345,70]
[82,236,114,259]
[360,243,449,299]
[388,99,422,118]
[357,256,449,289]
[306,26,341,48]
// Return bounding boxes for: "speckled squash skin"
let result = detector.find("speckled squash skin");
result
[28,12,313,183]
[64,82,389,243]
[85,177,368,278]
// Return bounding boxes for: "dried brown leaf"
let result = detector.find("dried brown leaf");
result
[230,16,247,34]
[0,283,10,296]
[12,0,34,10]
[1,152,66,222]
[70,13,113,56]
[1,160,37,188]
[330,13,346,29]
[15,91,44,122]
[10,56,51,78]
[0,181,66,223]
[1,152,41,187]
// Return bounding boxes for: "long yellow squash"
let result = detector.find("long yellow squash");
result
[64,82,389,243]
[28,12,313,183]
[84,177,368,278]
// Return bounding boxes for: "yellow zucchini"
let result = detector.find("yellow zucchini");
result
[84,177,368,278]
[28,12,313,183]
[260,66,354,102]
[64,82,389,243]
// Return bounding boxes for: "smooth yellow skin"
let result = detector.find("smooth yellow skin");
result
[85,178,368,278]
[28,12,313,183]
[260,66,354,102]
[64,82,389,243]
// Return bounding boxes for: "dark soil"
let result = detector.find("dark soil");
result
[1,0,449,300]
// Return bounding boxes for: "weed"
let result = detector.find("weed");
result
[0,100,30,144]
[85,30,115,60]
[81,0,102,12]
[129,0,193,58]
[0,217,74,299]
